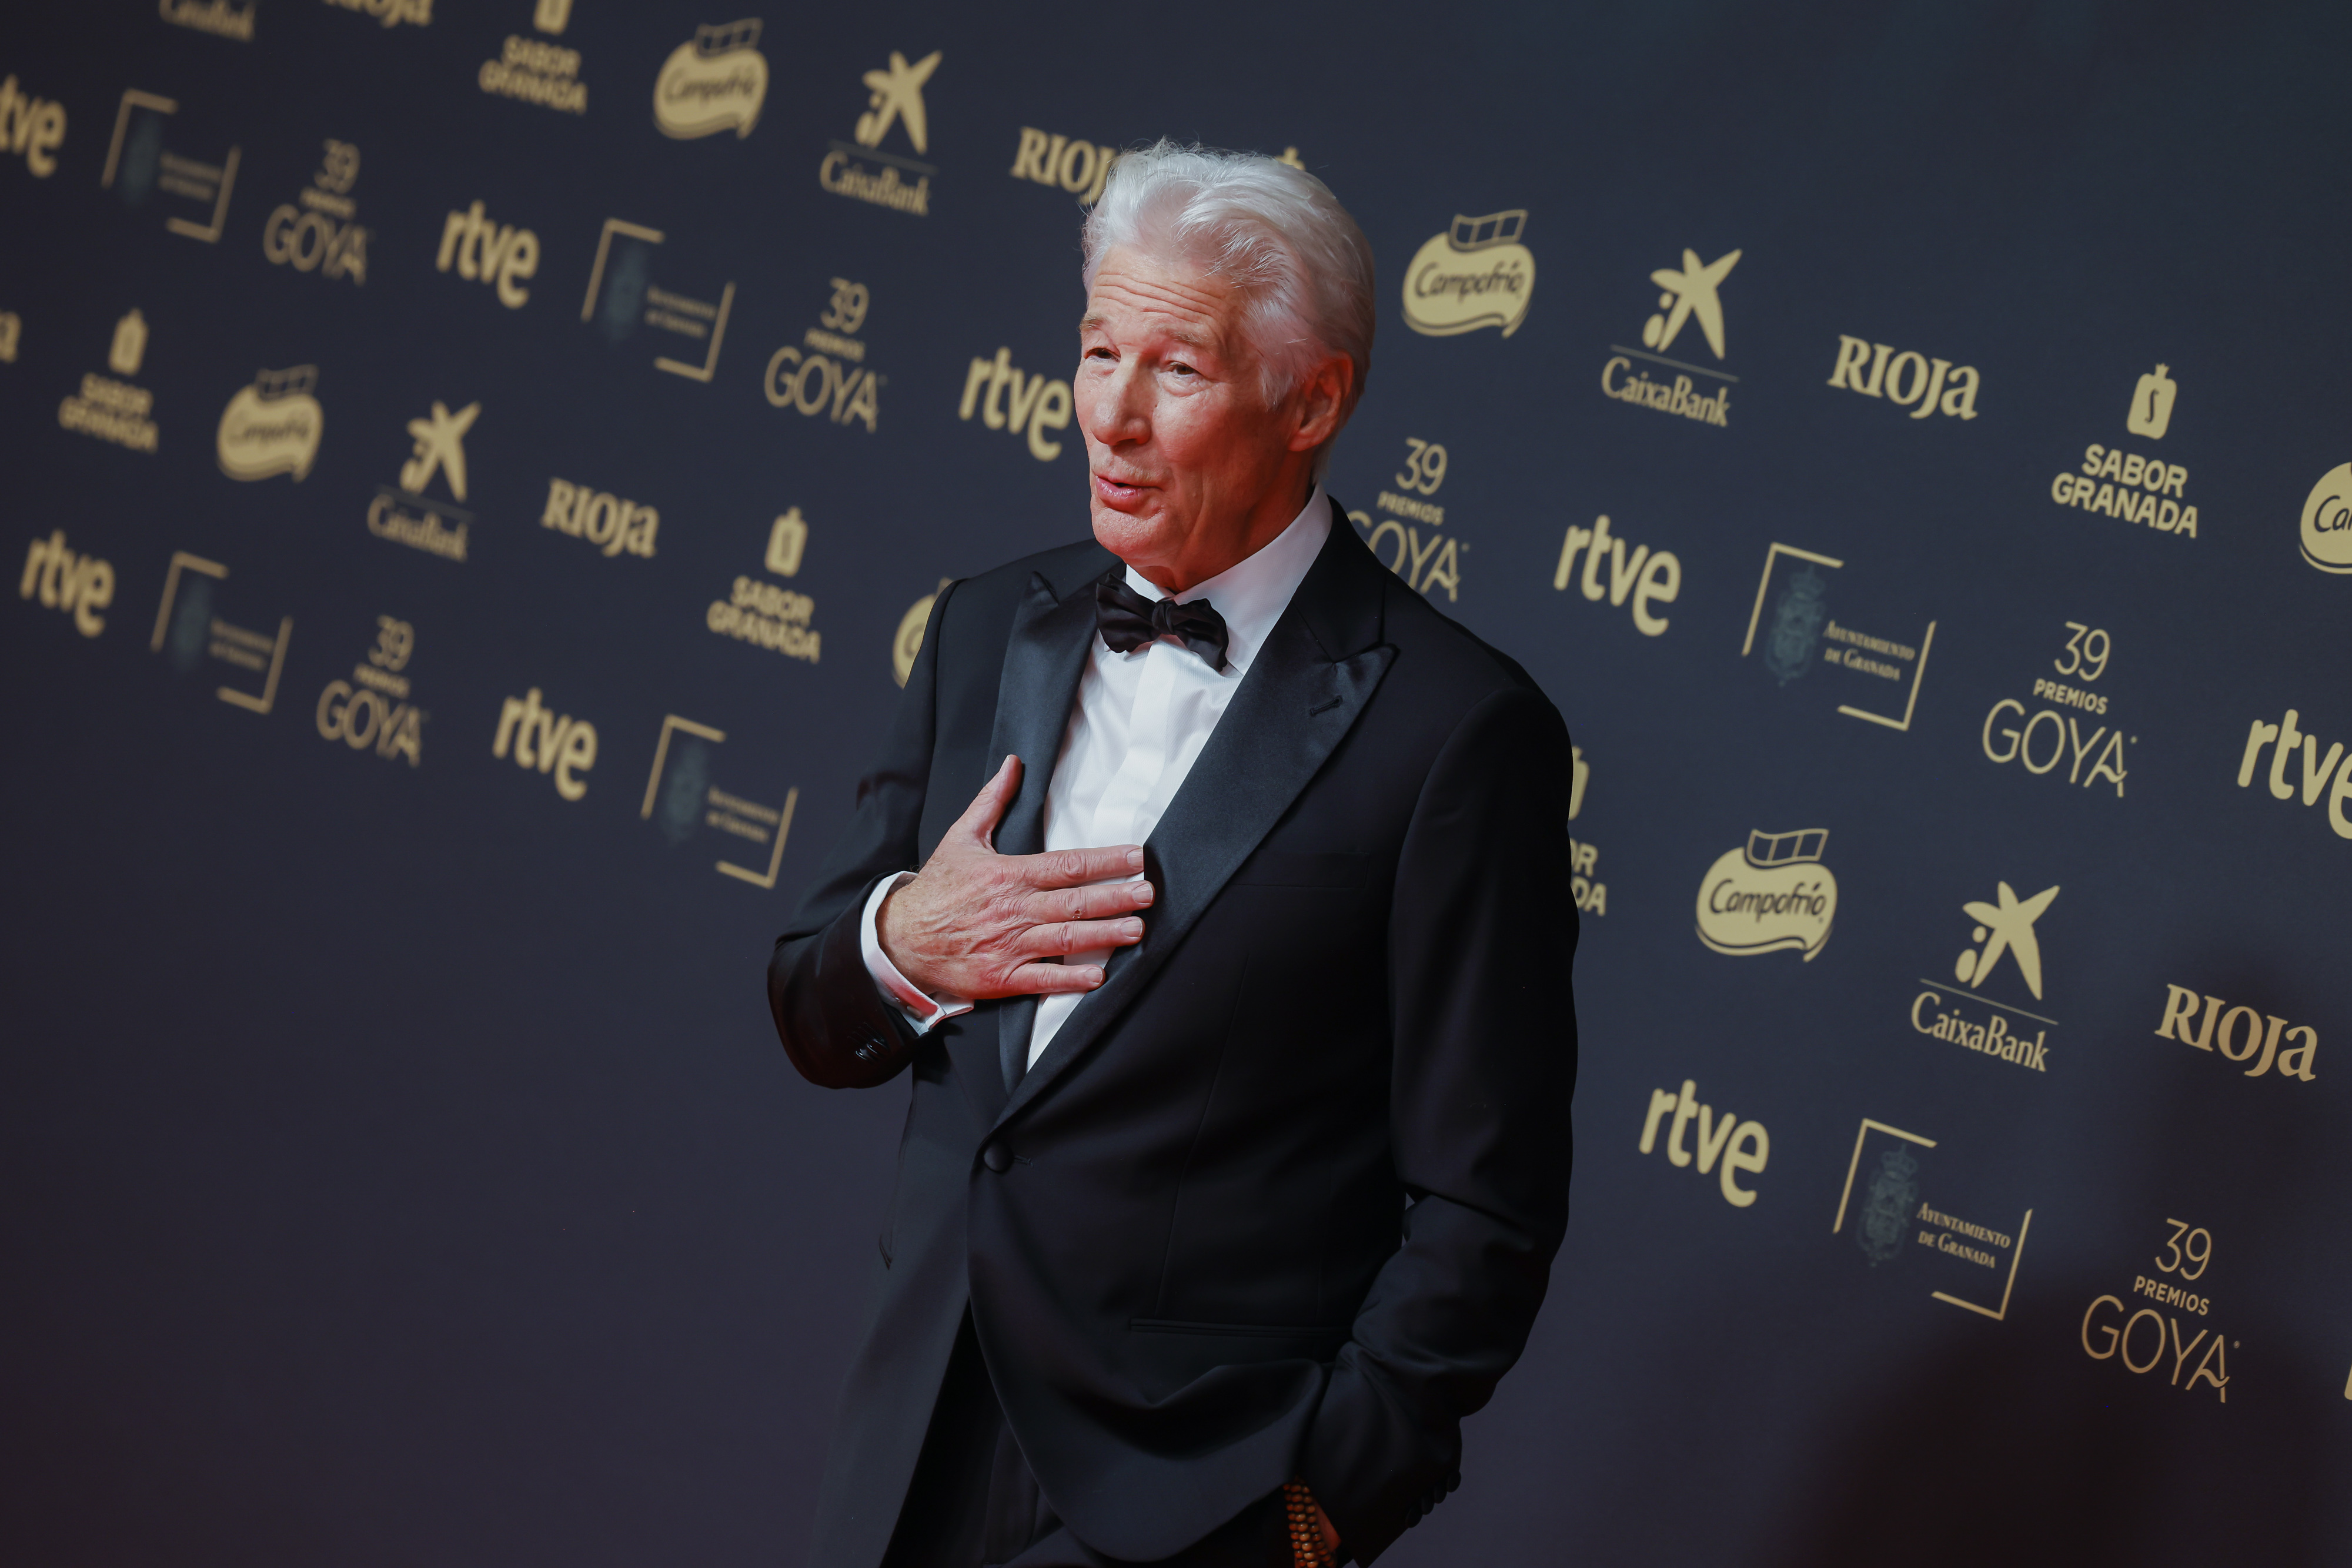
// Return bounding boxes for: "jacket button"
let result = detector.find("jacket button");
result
[981,1142,1013,1173]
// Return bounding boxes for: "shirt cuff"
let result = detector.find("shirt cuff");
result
[859,873,973,1035]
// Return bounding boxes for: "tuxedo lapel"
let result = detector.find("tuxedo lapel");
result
[995,510,1396,1130]
[981,566,1101,1105]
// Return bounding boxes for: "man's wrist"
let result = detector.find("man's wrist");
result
[858,874,970,1031]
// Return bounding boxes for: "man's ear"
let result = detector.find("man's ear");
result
[1288,355,1355,454]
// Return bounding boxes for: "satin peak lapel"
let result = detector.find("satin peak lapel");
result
[981,567,1097,1098]
[995,523,1396,1129]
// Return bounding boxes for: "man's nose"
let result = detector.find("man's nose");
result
[1085,360,1150,447]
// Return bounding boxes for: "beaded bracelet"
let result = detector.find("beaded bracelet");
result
[1283,1478,1335,1567]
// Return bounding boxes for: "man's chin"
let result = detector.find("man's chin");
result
[1089,503,1171,562]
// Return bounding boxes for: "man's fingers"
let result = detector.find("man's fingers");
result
[1023,880,1155,924]
[946,754,1021,849]
[1004,961,1107,996]
[1019,843,1146,889]
[1017,918,1146,958]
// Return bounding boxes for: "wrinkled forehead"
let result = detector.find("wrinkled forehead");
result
[1080,245,1248,356]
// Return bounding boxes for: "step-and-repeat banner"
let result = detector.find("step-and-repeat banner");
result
[3,2,2347,1563]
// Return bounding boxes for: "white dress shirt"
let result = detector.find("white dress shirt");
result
[860,486,1333,1069]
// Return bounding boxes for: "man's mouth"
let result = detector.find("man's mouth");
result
[1092,472,1155,504]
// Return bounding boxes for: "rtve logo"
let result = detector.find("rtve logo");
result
[492,687,596,801]
[1008,128,1116,203]
[19,530,115,637]
[1549,513,1681,636]
[436,202,540,308]
[958,347,1072,461]
[1638,1078,1769,1208]
[0,73,67,178]
[2236,706,2352,839]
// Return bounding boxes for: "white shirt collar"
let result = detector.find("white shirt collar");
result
[1119,484,1331,676]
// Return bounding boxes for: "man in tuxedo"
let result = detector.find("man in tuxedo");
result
[769,142,1576,1567]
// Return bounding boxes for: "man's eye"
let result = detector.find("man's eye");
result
[1167,362,1197,377]
[1085,346,1115,360]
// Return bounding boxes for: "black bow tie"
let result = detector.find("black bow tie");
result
[1095,570,1231,673]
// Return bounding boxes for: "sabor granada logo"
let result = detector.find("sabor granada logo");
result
[654,19,766,139]
[1401,211,1534,338]
[1695,828,1836,962]
[216,366,323,482]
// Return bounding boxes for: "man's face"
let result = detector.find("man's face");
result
[1077,246,1308,591]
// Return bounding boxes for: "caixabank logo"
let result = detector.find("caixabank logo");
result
[1599,245,1738,427]
[1909,879,2062,1075]
[2043,363,2204,543]
[216,366,323,482]
[1833,1118,2034,1323]
[161,0,254,42]
[1740,543,1935,732]
[101,89,238,243]
[654,19,766,139]
[149,549,291,715]
[367,399,479,562]
[640,715,801,890]
[1401,211,1535,339]
[819,48,942,216]
[1694,828,1835,962]
[580,218,734,382]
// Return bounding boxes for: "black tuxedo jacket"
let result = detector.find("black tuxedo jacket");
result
[769,506,1577,1566]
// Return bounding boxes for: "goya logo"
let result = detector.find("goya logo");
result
[216,366,323,482]
[1695,828,1836,961]
[2300,463,2351,575]
[654,19,767,140]
[1401,210,1534,339]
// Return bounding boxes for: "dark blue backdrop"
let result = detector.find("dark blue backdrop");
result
[3,2,2347,1563]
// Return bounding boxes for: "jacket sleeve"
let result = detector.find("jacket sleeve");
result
[766,579,960,1089]
[1301,681,1579,1562]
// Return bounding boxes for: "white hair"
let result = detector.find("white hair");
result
[1081,141,1376,447]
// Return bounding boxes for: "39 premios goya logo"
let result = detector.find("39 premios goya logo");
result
[766,278,882,433]
[261,140,369,287]
[367,399,479,562]
[1351,436,1470,604]
[1833,1118,2034,1324]
[315,615,425,768]
[216,366,323,483]
[1598,245,1739,427]
[1909,878,2062,1075]
[1694,828,1835,962]
[581,218,734,382]
[654,19,766,139]
[2079,1216,2237,1406]
[1401,211,1534,339]
[819,48,941,216]
[1980,620,2132,801]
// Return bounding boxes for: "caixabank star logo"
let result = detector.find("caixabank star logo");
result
[367,399,479,562]
[1909,879,2062,1075]
[819,47,943,216]
[1599,245,1739,427]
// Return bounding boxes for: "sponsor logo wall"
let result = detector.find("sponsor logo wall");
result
[0,8,2344,1568]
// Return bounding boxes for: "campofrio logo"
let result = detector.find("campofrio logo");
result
[2301,462,2352,575]
[654,19,766,140]
[216,365,323,482]
[1695,828,1836,961]
[1401,211,1534,338]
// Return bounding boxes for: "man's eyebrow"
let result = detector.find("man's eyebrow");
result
[1077,313,1219,351]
